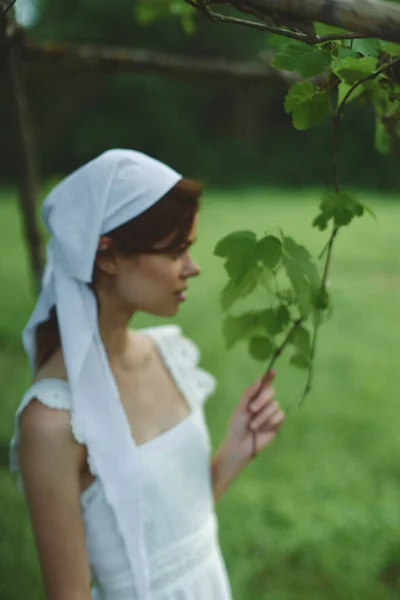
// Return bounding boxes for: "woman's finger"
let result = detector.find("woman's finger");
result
[249,401,280,430]
[253,430,277,452]
[267,410,286,431]
[241,370,276,407]
[248,386,275,414]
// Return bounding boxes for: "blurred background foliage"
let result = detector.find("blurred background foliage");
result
[2,2,400,599]
[1,0,399,189]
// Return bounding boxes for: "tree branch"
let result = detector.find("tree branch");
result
[186,0,400,43]
[2,0,16,16]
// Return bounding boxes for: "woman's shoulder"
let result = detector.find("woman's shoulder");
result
[25,345,71,412]
[17,346,72,432]
[10,378,76,476]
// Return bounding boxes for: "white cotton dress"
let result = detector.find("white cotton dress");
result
[10,325,233,600]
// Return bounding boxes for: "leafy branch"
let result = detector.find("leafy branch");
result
[135,0,400,461]
[208,34,399,458]
[335,56,400,118]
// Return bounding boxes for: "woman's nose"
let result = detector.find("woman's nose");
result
[185,256,200,278]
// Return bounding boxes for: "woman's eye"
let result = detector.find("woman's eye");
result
[171,248,187,259]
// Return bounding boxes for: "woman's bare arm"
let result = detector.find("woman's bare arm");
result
[19,399,92,600]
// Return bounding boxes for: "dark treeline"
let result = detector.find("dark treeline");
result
[1,0,399,190]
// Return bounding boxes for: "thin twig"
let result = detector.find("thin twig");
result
[332,113,340,194]
[2,0,17,16]
[298,223,339,405]
[299,94,342,405]
[249,318,303,459]
[317,33,373,43]
[295,60,400,405]
[336,57,400,118]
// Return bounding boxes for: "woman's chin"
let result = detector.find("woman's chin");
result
[146,304,180,318]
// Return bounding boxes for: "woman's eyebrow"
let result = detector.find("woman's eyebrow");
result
[179,238,196,250]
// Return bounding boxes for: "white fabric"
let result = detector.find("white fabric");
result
[19,150,182,599]
[10,327,233,600]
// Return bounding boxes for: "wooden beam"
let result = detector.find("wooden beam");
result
[5,6,44,295]
[23,40,290,85]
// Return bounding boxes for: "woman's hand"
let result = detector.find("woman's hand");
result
[222,371,285,473]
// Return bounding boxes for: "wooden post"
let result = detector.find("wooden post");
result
[4,5,44,296]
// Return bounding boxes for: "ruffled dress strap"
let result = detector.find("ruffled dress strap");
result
[141,325,216,410]
[9,378,85,478]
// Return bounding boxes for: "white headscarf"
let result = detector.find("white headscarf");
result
[23,149,182,598]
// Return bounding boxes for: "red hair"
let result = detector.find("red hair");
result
[34,178,202,372]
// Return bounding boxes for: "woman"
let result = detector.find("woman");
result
[10,149,285,600]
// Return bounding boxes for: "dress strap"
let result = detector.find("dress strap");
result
[142,325,216,410]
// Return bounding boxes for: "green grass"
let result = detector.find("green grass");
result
[1,187,400,600]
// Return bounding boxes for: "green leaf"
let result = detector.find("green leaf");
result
[249,336,274,362]
[290,354,310,370]
[337,81,363,106]
[221,306,291,349]
[381,42,400,57]
[282,257,312,318]
[283,238,319,319]
[222,311,267,349]
[285,81,314,110]
[363,80,389,116]
[136,0,195,30]
[290,323,313,368]
[313,286,330,310]
[292,325,312,357]
[312,213,329,231]
[353,39,382,58]
[276,288,297,306]
[282,238,320,319]
[258,308,285,336]
[313,192,365,230]
[258,265,274,290]
[283,237,320,288]
[386,99,400,119]
[220,268,260,311]
[285,82,330,130]
[272,42,332,78]
[257,235,282,270]
[336,47,359,61]
[375,118,392,155]
[276,305,291,330]
[359,202,377,222]
[215,231,258,285]
[333,56,377,85]
[214,230,257,258]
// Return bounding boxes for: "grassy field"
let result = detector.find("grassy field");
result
[1,186,400,600]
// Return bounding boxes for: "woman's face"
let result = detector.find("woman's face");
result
[97,216,200,317]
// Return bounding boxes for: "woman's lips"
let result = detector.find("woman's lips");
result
[174,288,187,301]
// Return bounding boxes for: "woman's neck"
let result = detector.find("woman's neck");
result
[96,292,134,368]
